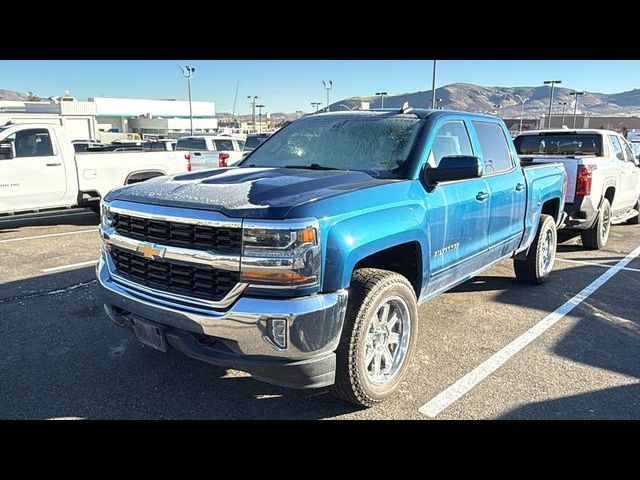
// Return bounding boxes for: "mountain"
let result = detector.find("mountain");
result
[329,83,640,117]
[0,89,30,101]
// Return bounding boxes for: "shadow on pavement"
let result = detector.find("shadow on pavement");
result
[0,267,360,419]
[0,209,98,232]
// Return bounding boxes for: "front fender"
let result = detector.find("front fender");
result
[321,204,428,292]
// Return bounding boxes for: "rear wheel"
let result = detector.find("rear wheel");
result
[514,214,557,285]
[581,198,611,249]
[331,268,418,407]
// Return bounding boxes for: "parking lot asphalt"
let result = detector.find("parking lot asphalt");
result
[1,210,639,420]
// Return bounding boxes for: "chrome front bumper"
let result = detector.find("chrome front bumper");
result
[97,251,348,362]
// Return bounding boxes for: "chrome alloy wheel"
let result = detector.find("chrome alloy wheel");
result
[364,296,411,386]
[539,228,555,276]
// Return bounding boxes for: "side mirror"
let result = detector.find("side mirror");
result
[0,142,15,160]
[426,155,484,184]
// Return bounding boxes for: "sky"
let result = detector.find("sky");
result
[1,60,639,114]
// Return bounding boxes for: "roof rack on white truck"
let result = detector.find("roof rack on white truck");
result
[0,123,190,216]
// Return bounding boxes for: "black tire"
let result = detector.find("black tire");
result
[626,198,640,225]
[514,214,557,285]
[581,198,611,250]
[330,268,419,407]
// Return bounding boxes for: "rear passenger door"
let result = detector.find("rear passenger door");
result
[424,118,491,294]
[611,135,639,211]
[471,121,526,258]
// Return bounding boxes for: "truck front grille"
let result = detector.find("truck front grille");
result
[112,213,242,254]
[110,247,239,302]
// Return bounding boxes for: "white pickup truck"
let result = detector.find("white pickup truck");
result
[0,123,190,216]
[175,135,245,171]
[515,129,640,249]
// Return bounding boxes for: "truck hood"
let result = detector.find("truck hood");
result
[105,167,393,219]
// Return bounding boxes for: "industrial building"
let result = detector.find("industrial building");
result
[90,97,217,136]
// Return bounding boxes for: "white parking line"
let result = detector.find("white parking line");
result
[0,229,97,244]
[418,244,640,418]
[555,257,640,273]
[41,260,98,273]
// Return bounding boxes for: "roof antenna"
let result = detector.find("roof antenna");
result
[400,101,412,114]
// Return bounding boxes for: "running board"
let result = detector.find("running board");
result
[611,209,639,225]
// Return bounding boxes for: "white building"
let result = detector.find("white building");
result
[89,97,217,136]
[0,99,98,140]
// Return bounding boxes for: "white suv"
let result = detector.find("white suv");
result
[176,135,245,171]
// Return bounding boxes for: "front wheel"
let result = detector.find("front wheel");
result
[514,214,557,285]
[331,268,418,407]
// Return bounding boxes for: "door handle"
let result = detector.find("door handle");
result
[476,191,490,201]
[515,183,525,191]
[46,162,62,167]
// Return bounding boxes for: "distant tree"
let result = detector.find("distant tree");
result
[26,91,42,101]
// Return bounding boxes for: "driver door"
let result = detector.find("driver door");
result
[423,118,490,295]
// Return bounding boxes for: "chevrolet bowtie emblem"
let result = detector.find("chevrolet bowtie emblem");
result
[137,243,165,260]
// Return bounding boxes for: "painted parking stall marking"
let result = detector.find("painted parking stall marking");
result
[419,244,640,418]
[41,260,98,273]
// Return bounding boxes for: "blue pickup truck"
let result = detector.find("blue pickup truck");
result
[96,108,566,406]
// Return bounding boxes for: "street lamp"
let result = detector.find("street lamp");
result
[256,104,265,133]
[311,102,322,113]
[179,65,196,135]
[322,80,333,112]
[558,101,568,127]
[375,91,388,108]
[431,60,437,109]
[570,91,585,128]
[543,80,562,129]
[247,95,259,130]
[515,95,527,134]
[493,104,502,118]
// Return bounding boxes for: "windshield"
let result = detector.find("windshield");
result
[515,134,602,156]
[240,115,423,179]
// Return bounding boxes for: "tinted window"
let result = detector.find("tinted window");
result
[609,135,624,161]
[241,115,423,179]
[515,134,602,156]
[176,138,206,151]
[473,122,513,173]
[12,129,54,157]
[244,135,266,150]
[213,139,234,151]
[429,121,473,166]
[235,140,245,150]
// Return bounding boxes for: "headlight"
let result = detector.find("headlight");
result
[241,219,321,291]
[100,200,113,229]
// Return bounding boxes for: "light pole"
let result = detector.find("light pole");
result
[322,80,333,112]
[558,101,568,127]
[247,95,258,130]
[436,98,444,110]
[543,80,562,129]
[493,104,502,118]
[311,102,322,113]
[179,65,196,135]
[375,91,388,108]
[256,104,265,133]
[431,60,437,109]
[515,95,527,134]
[570,91,585,128]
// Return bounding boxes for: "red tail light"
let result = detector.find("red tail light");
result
[576,164,596,196]
[184,153,192,172]
[219,152,229,167]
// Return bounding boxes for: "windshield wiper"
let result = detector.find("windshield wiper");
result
[284,164,346,171]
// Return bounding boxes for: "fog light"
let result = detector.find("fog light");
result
[268,318,288,349]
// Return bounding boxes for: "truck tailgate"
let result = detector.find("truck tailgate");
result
[521,155,594,204]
